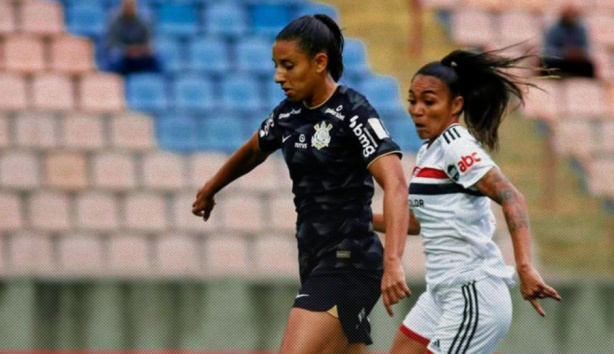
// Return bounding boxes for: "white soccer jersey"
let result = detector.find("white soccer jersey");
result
[409,123,514,289]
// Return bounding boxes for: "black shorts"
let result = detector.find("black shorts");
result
[292,271,382,344]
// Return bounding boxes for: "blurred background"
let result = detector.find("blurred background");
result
[0,0,613,352]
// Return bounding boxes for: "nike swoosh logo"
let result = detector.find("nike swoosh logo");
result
[282,135,291,143]
[295,294,309,299]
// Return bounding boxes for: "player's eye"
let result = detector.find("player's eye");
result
[408,99,416,105]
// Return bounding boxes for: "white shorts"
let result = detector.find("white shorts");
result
[401,276,512,354]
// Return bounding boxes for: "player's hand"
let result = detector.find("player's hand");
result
[517,264,561,317]
[381,259,411,317]
[192,185,216,221]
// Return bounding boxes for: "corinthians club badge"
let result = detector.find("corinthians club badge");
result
[311,121,332,150]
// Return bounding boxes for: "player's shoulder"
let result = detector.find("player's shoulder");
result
[338,85,376,113]
[439,124,481,151]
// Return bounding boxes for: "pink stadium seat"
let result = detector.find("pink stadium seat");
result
[221,193,265,232]
[601,122,614,153]
[606,82,614,116]
[555,120,595,157]
[269,194,296,231]
[462,0,504,11]
[14,112,58,149]
[109,234,150,274]
[9,231,54,275]
[20,0,64,35]
[594,0,614,11]
[506,0,546,12]
[0,1,16,34]
[3,34,45,74]
[29,191,71,231]
[236,155,279,192]
[0,73,27,111]
[253,234,298,277]
[562,79,606,118]
[61,114,105,150]
[110,112,155,151]
[522,80,562,120]
[588,158,614,197]
[92,152,136,190]
[157,234,200,275]
[402,237,427,279]
[451,9,495,48]
[32,73,76,112]
[79,74,125,113]
[592,48,614,80]
[0,151,40,190]
[76,192,119,231]
[204,234,250,277]
[189,152,232,189]
[44,152,88,190]
[0,192,23,231]
[58,234,105,274]
[586,13,614,47]
[422,0,459,10]
[0,114,9,147]
[142,152,186,191]
[124,192,168,232]
[498,11,542,48]
[50,35,94,74]
[171,192,219,233]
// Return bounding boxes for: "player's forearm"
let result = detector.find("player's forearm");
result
[501,191,533,269]
[382,180,410,264]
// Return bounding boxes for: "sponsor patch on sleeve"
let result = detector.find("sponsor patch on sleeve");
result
[368,118,389,139]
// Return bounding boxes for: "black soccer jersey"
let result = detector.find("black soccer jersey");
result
[258,85,402,282]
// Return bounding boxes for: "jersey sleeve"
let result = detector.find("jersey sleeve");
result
[442,133,496,188]
[257,109,282,152]
[345,103,402,167]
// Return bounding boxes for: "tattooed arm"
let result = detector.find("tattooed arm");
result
[475,167,561,316]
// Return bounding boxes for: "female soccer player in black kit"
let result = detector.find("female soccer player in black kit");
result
[192,15,411,354]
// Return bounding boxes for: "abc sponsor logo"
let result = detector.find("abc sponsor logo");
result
[457,152,481,172]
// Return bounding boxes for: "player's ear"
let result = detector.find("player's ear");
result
[313,52,329,75]
[451,95,464,116]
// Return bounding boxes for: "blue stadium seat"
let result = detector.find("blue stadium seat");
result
[187,37,230,74]
[343,38,370,77]
[153,36,185,73]
[357,75,404,115]
[250,3,292,37]
[66,3,106,38]
[385,114,423,153]
[157,3,198,37]
[172,75,215,114]
[264,79,286,108]
[126,73,168,113]
[157,115,198,153]
[220,75,263,112]
[204,2,248,37]
[197,116,247,153]
[235,37,274,76]
[295,2,339,22]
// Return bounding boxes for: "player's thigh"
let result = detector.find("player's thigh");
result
[280,307,360,354]
[390,330,428,354]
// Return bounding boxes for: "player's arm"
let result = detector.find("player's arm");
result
[474,167,561,316]
[369,154,411,316]
[192,131,273,220]
[373,211,420,235]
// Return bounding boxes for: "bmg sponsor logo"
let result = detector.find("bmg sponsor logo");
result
[349,115,378,157]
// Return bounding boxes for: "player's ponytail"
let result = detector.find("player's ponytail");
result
[416,49,532,150]
[276,14,344,82]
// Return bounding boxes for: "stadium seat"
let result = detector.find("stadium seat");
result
[0,1,16,34]
[157,234,200,275]
[522,80,561,120]
[3,34,46,74]
[188,152,231,189]
[594,0,614,11]
[0,73,27,111]
[92,151,137,190]
[562,79,606,118]
[593,48,614,80]
[220,193,265,232]
[142,152,186,190]
[59,234,105,274]
[197,115,247,152]
[451,9,495,48]
[0,192,23,232]
[204,234,250,277]
[126,73,168,113]
[421,0,459,10]
[264,79,286,109]
[157,3,198,37]
[171,191,219,232]
[343,38,370,77]
[29,191,71,232]
[0,114,8,148]
[108,234,151,274]
[204,2,248,37]
[61,113,105,150]
[156,114,198,152]
[463,0,505,11]
[601,122,614,153]
[187,37,230,74]
[110,112,155,151]
[506,0,546,12]
[586,13,614,48]
[235,37,274,76]
[76,192,120,231]
[172,75,215,113]
[357,75,403,115]
[66,3,106,38]
[79,73,125,113]
[220,74,263,112]
[555,120,595,157]
[587,157,614,197]
[124,192,168,232]
[20,0,64,35]
[497,11,541,48]
[50,35,95,74]
[250,3,292,37]
[386,115,424,153]
[253,234,298,277]
[14,112,58,149]
[153,36,184,73]
[32,73,75,112]
[44,152,88,190]
[295,2,339,22]
[9,232,54,275]
[269,194,296,231]
[236,155,280,192]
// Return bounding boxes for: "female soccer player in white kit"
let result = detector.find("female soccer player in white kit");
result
[374,49,561,354]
